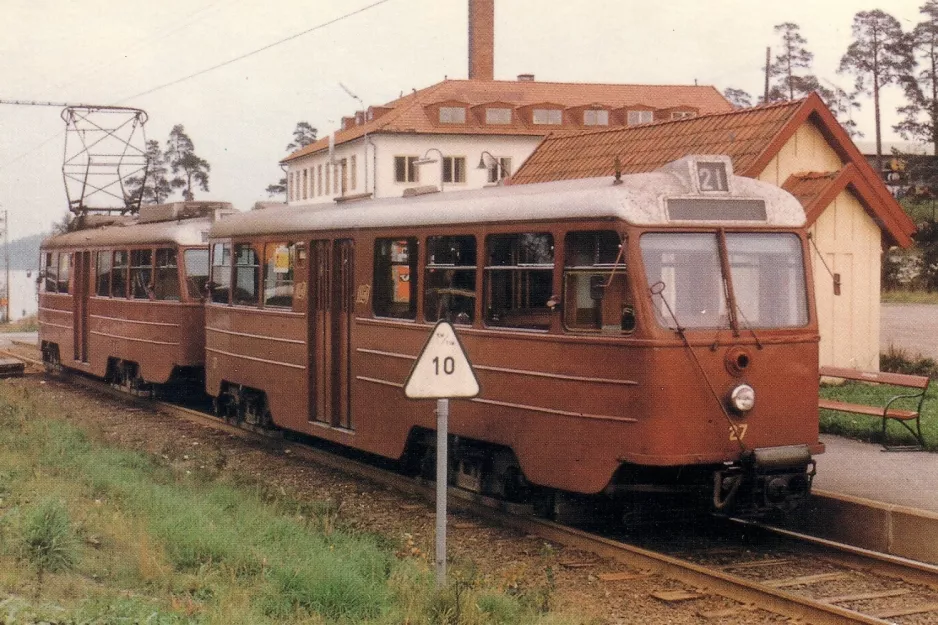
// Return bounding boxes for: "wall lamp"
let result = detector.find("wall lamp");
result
[477,150,502,182]
[414,147,445,191]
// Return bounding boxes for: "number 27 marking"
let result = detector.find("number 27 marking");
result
[729,424,748,441]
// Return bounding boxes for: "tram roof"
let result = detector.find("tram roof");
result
[212,158,806,239]
[41,216,214,250]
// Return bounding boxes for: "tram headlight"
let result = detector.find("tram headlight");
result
[729,384,755,413]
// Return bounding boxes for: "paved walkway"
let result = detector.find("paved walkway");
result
[814,434,938,513]
[881,303,938,361]
[0,331,37,347]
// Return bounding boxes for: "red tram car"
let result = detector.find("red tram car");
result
[204,155,823,516]
[39,202,233,391]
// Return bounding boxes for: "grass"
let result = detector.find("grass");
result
[881,289,938,304]
[0,314,38,333]
[0,383,586,624]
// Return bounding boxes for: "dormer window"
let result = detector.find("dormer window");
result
[439,106,467,124]
[584,110,609,126]
[671,110,696,120]
[532,109,562,125]
[485,107,512,124]
[627,110,654,125]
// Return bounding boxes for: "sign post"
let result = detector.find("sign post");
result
[404,321,480,587]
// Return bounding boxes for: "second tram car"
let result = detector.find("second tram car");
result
[39,202,233,390]
[204,155,822,516]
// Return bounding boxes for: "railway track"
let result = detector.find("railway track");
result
[6,349,938,624]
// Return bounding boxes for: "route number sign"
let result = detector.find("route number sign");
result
[404,321,480,399]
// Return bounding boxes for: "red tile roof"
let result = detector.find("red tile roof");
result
[282,78,733,163]
[509,93,915,247]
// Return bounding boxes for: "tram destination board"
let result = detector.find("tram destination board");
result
[404,321,480,399]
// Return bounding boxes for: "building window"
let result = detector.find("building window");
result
[302,169,309,199]
[340,158,348,195]
[334,162,340,194]
[95,251,111,297]
[485,108,512,124]
[264,242,295,308]
[439,106,467,124]
[671,110,695,120]
[287,172,293,201]
[394,156,419,183]
[325,164,331,195]
[350,155,357,190]
[317,165,323,196]
[111,250,128,298]
[584,109,609,126]
[442,156,466,183]
[484,233,554,330]
[627,110,654,125]
[210,243,231,304]
[532,109,562,125]
[486,157,512,183]
[130,249,152,299]
[563,231,632,333]
[233,243,260,306]
[425,235,476,324]
[373,238,417,319]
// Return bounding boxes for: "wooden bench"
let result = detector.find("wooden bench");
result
[818,365,930,451]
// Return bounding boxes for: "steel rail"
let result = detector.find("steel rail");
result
[4,356,920,624]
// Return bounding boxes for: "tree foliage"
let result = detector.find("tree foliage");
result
[769,23,814,101]
[267,121,318,198]
[839,10,915,171]
[896,0,938,158]
[165,125,210,202]
[125,140,172,207]
[723,87,752,109]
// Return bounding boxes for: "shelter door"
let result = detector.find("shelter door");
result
[309,239,354,429]
[72,251,91,363]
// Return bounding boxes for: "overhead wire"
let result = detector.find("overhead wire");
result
[0,0,394,173]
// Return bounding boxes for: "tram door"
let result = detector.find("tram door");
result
[309,239,354,429]
[72,251,91,363]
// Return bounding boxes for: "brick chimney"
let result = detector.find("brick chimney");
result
[468,0,494,81]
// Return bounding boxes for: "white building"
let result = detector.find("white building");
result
[280,0,733,204]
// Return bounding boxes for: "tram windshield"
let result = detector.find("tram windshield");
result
[640,232,808,330]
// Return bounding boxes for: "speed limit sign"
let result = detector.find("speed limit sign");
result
[404,321,480,399]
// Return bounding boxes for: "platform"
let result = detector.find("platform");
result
[785,434,938,564]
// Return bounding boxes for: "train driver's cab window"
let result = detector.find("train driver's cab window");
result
[484,233,554,330]
[726,233,808,328]
[130,249,153,299]
[57,252,71,294]
[640,233,728,329]
[233,243,260,306]
[425,235,476,324]
[373,238,417,319]
[111,251,128,298]
[95,251,111,297]
[563,231,634,333]
[210,243,231,304]
[153,248,180,301]
[42,252,57,293]
[184,249,209,301]
[264,242,296,308]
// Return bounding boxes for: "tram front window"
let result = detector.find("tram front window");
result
[640,232,809,330]
[640,233,727,329]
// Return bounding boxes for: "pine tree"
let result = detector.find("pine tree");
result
[125,140,172,206]
[769,23,814,101]
[165,125,210,201]
[839,10,915,173]
[896,0,938,158]
[266,121,318,198]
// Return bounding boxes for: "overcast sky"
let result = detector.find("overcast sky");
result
[0,0,928,239]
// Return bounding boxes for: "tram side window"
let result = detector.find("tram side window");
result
[233,243,260,306]
[130,249,153,299]
[563,231,634,333]
[425,235,476,324]
[184,249,210,300]
[484,233,554,330]
[264,242,295,308]
[111,251,129,298]
[210,243,231,304]
[96,251,111,297]
[57,253,71,294]
[42,252,58,293]
[153,248,180,301]
[373,238,417,319]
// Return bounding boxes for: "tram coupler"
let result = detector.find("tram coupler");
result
[713,445,815,514]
